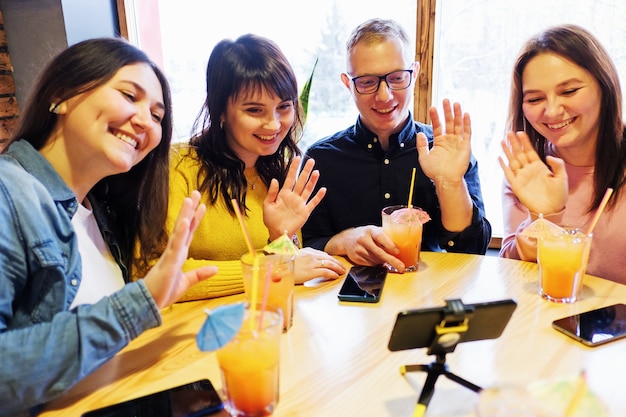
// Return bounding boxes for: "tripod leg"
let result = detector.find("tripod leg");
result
[400,364,430,375]
[412,367,440,417]
[443,370,483,393]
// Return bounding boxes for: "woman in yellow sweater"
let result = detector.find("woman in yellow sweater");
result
[168,34,346,301]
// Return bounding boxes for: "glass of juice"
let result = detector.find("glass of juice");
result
[241,252,295,331]
[216,304,283,417]
[381,205,425,272]
[537,228,592,303]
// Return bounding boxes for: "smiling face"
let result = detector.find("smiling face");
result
[341,36,416,145]
[49,62,165,195]
[222,87,295,168]
[521,52,602,164]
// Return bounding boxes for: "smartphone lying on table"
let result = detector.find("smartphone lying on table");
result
[81,379,224,417]
[337,265,388,303]
[552,303,626,347]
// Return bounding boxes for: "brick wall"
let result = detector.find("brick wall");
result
[0,8,18,146]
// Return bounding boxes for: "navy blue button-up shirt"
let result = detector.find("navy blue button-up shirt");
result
[303,115,491,255]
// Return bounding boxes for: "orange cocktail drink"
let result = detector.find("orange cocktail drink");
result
[537,228,592,303]
[241,252,295,331]
[217,306,282,416]
[382,205,425,272]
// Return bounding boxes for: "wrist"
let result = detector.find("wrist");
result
[432,177,466,191]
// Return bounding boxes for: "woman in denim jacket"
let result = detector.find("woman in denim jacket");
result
[0,38,217,416]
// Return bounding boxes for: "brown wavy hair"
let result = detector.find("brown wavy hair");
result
[12,37,173,278]
[187,33,303,216]
[507,24,626,212]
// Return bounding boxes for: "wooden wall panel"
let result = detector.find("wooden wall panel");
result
[415,0,436,124]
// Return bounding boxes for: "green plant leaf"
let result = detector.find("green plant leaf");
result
[299,58,318,124]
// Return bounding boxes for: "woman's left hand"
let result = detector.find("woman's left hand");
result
[499,130,568,215]
[293,247,346,284]
[263,156,326,240]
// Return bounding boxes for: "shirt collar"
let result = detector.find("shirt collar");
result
[353,113,417,152]
[6,139,77,208]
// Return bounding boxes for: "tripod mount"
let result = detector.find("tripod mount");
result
[399,299,482,417]
[387,298,516,416]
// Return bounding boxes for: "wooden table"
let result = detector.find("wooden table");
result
[41,252,626,416]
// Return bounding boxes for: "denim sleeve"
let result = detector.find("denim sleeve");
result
[0,281,161,416]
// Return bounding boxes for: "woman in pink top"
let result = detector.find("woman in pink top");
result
[499,24,626,284]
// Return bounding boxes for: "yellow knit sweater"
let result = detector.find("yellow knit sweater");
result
[168,144,270,301]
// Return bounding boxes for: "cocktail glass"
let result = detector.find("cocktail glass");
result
[216,304,282,416]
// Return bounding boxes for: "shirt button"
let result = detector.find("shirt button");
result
[384,159,390,165]
[400,143,405,148]
[70,279,79,286]
[447,240,455,247]
[373,137,378,143]
[367,143,373,149]
[384,193,391,199]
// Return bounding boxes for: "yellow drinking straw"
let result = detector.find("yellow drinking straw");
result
[407,167,416,208]
[231,199,261,330]
[249,256,261,331]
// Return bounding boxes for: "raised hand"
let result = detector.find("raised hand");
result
[499,131,568,215]
[416,99,471,183]
[143,190,217,308]
[263,156,326,240]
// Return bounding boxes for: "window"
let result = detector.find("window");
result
[121,0,416,149]
[120,0,626,239]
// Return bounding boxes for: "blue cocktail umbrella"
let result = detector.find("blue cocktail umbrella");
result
[196,302,245,351]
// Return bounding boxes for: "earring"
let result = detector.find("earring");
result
[49,103,60,114]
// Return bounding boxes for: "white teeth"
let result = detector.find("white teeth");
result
[547,118,574,129]
[376,107,393,114]
[116,133,137,148]
[256,134,275,141]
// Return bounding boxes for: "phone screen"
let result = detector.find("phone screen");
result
[337,266,388,303]
[552,303,626,347]
[81,379,224,417]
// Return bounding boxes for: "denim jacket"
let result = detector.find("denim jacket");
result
[0,140,161,416]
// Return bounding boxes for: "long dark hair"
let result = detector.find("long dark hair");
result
[507,24,626,212]
[188,33,303,215]
[12,37,173,277]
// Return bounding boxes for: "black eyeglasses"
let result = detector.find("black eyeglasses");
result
[350,69,414,94]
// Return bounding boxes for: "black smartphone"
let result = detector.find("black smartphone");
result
[388,299,517,351]
[81,379,224,417]
[337,265,388,303]
[552,303,626,347]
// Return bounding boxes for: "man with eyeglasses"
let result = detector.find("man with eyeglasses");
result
[302,18,491,272]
